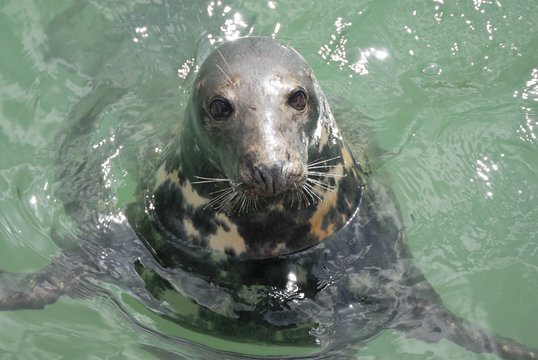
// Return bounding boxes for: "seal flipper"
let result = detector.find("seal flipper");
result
[395,299,538,360]
[0,251,92,310]
[0,266,68,310]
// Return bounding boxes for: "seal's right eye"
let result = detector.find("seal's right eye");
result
[288,90,307,111]
[209,98,233,121]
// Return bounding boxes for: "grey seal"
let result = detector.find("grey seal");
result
[0,37,536,360]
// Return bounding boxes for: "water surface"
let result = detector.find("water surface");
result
[0,1,536,359]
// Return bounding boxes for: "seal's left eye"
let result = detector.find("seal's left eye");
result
[288,90,307,111]
[210,98,233,121]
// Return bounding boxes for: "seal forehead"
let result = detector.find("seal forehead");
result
[197,37,313,88]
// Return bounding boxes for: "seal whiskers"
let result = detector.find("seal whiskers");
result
[307,155,342,167]
[215,49,236,87]
[307,172,345,179]
[306,156,346,182]
[214,63,234,87]
[302,156,345,197]
[191,176,234,184]
[216,49,233,75]
[191,155,345,214]
[190,176,242,213]
[208,187,240,213]
[192,176,259,215]
[302,181,323,203]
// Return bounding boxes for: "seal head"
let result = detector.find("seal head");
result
[153,37,365,259]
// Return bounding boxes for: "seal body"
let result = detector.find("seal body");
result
[137,39,537,358]
[154,37,365,259]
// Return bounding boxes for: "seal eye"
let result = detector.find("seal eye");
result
[288,90,307,111]
[209,98,233,121]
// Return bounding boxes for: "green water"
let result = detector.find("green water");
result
[0,0,536,359]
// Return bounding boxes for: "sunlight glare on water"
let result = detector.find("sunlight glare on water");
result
[0,0,536,359]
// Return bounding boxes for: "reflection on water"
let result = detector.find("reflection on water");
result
[0,0,536,359]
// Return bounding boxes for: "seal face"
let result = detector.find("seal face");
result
[153,37,365,259]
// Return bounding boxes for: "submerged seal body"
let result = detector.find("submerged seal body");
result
[1,37,537,359]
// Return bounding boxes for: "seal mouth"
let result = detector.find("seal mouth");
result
[239,181,304,204]
[194,179,305,215]
[192,156,343,215]
[240,170,306,199]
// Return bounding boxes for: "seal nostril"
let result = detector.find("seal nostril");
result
[254,165,272,192]
[253,162,285,194]
[270,162,284,193]
[255,165,266,184]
